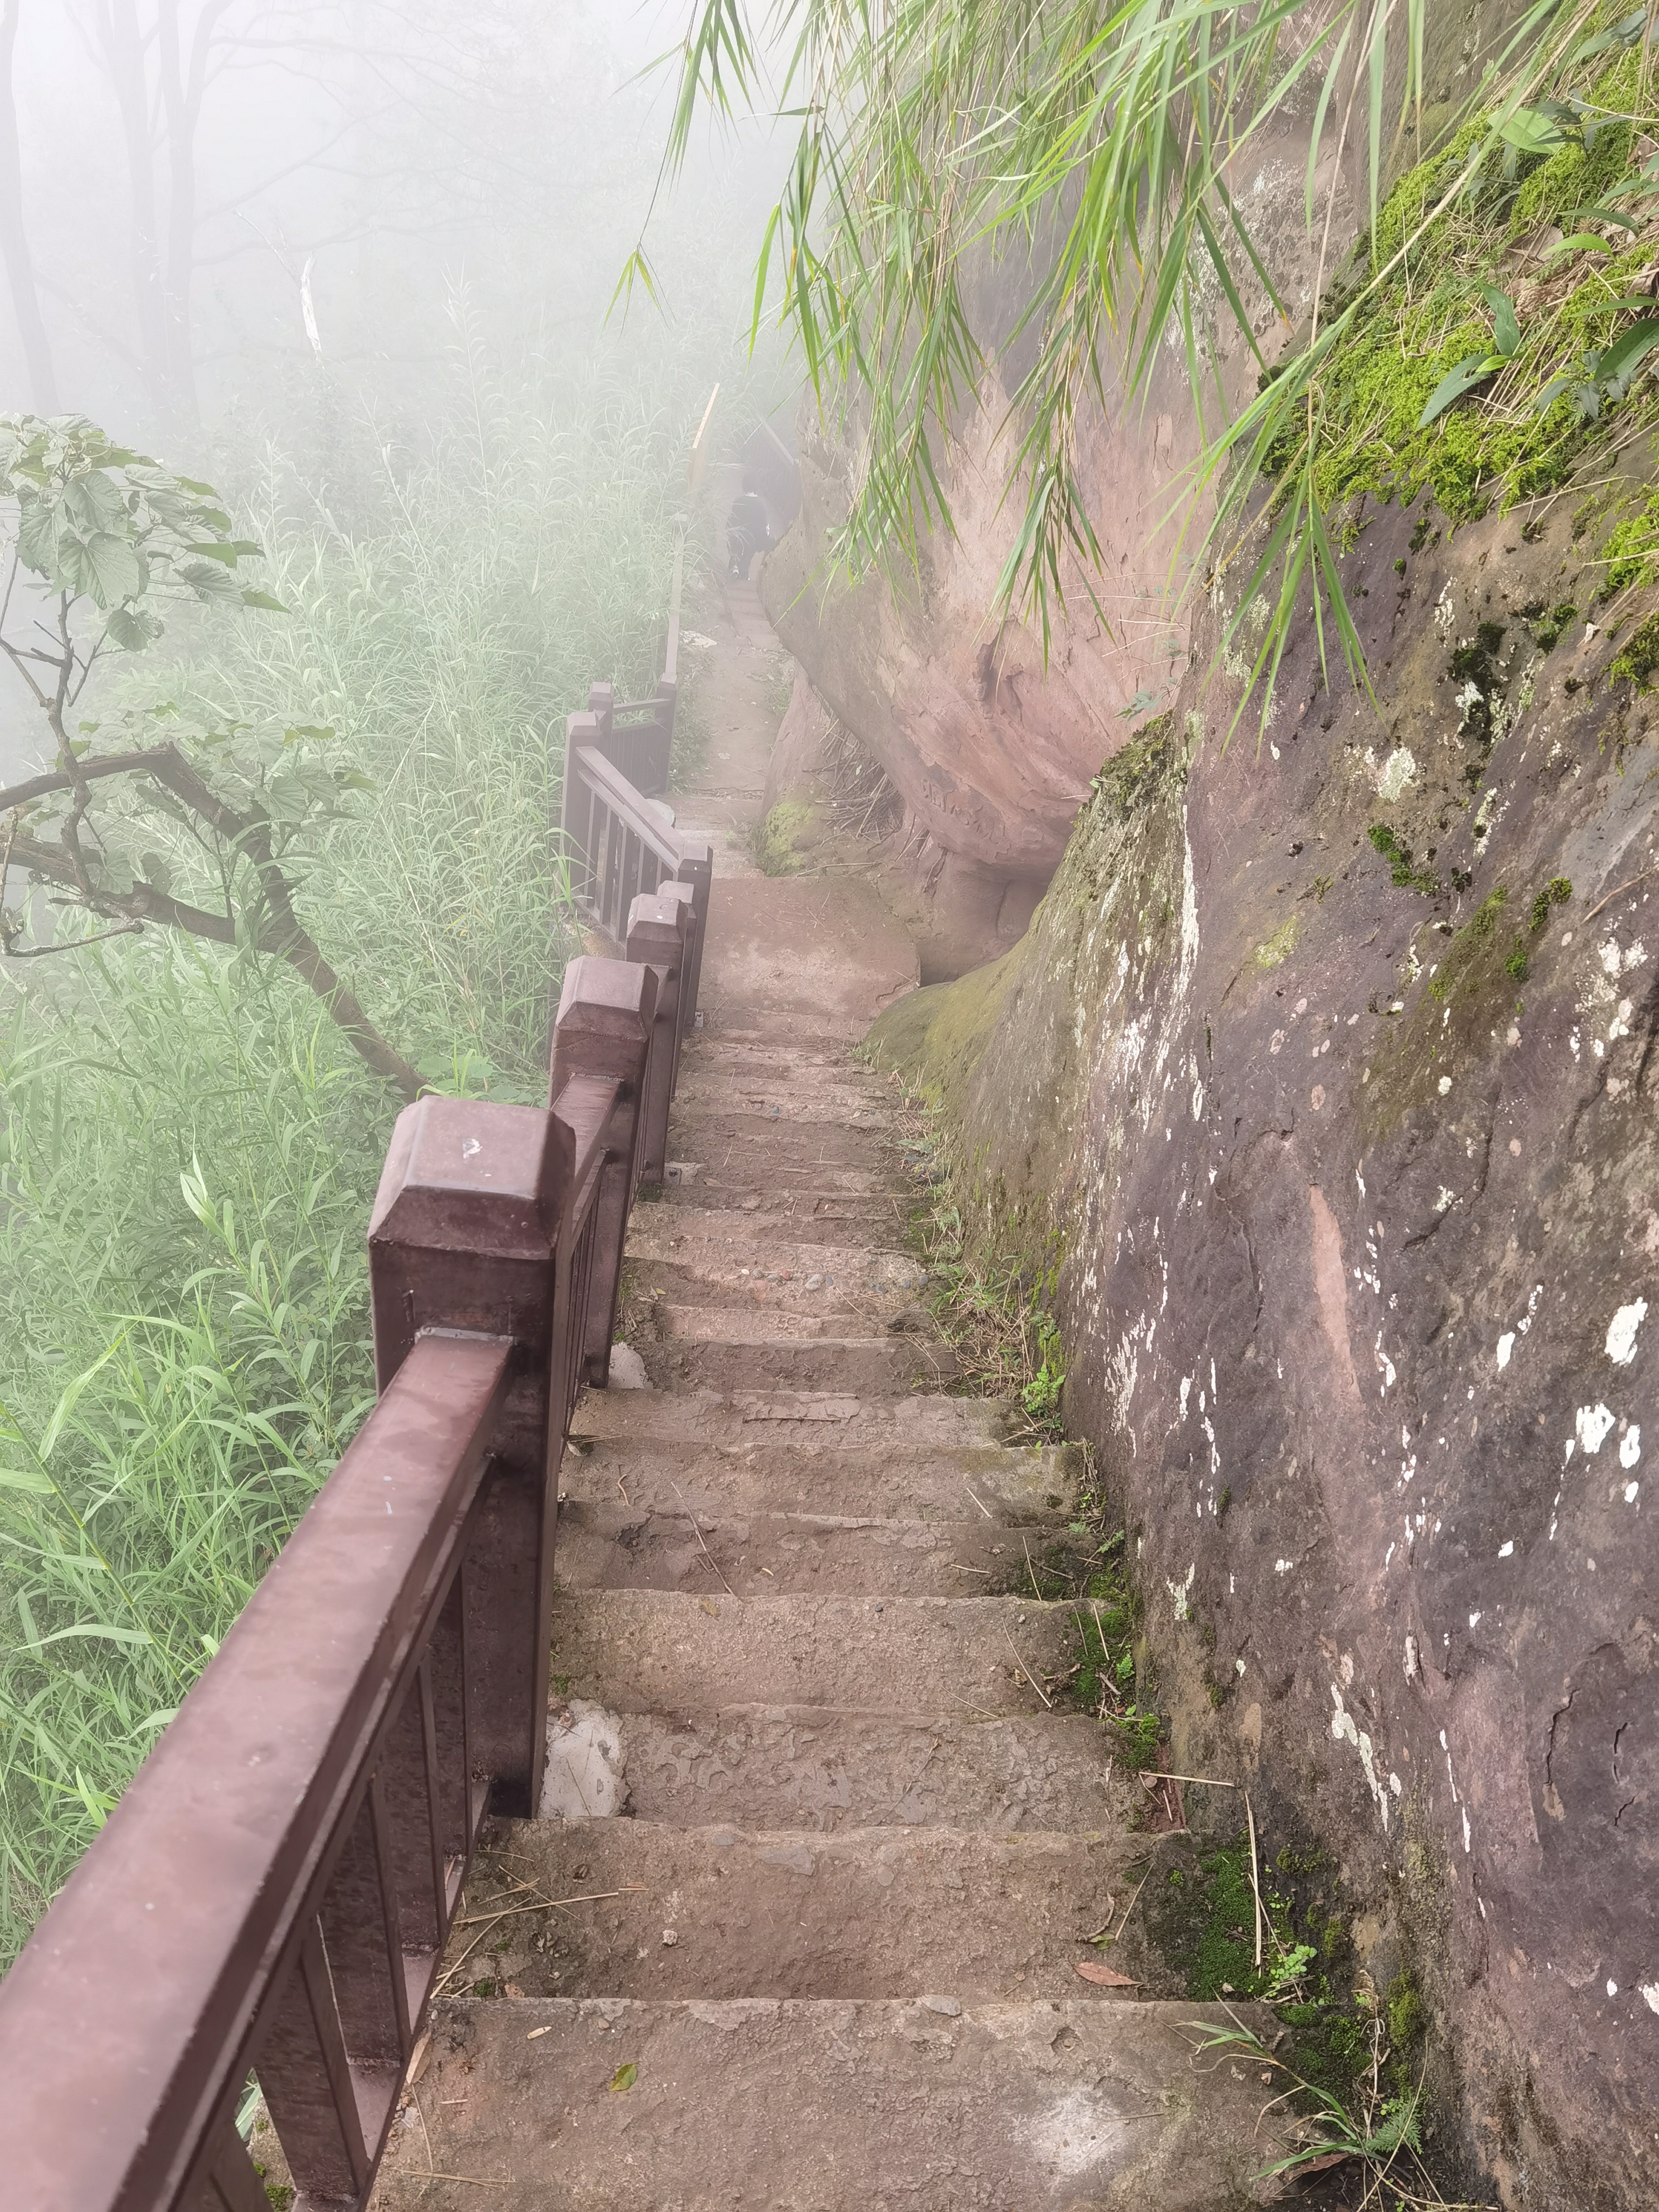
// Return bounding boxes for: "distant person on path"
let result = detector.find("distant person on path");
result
[727,472,772,578]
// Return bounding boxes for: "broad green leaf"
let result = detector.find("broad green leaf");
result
[105,604,161,651]
[1543,232,1614,258]
[1495,106,1566,154]
[1418,353,1505,427]
[82,532,145,606]
[186,541,240,565]
[608,2062,638,2093]
[240,589,289,613]
[1481,288,1520,357]
[1596,318,1659,390]
[0,1466,56,1494]
[179,558,241,602]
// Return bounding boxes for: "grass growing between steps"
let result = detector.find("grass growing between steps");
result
[1148,1837,1485,2209]
[874,1070,1171,1773]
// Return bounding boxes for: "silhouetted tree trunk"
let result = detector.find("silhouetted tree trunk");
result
[0,0,57,411]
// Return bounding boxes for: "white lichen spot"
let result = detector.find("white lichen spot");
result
[1331,1687,1391,1829]
[1274,1557,1294,1574]
[1576,1403,1615,1454]
[1462,1808,1472,1853]
[1499,1540,1514,1558]
[1496,1332,1515,1371]
[1642,1982,1659,2015]
[1438,1076,1453,1097]
[1168,1562,1196,1621]
[1435,1185,1455,1211]
[1179,1375,1193,1420]
[1434,582,1455,644]
[1626,1481,1641,1505]
[1389,1772,1402,1796]
[1606,1299,1647,1366]
[1405,1635,1420,1680]
[1377,747,1417,803]
[1621,1426,1642,1469]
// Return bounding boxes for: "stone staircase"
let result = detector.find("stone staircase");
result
[366,569,1280,2209]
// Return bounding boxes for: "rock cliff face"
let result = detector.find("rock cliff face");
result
[864,479,1658,2208]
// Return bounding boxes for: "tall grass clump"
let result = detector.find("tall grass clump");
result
[0,318,717,1964]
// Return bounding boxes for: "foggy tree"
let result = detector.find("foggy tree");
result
[0,0,55,411]
[0,411,421,1096]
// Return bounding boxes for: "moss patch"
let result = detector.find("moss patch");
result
[1278,45,1659,529]
[751,800,815,875]
[1255,914,1299,968]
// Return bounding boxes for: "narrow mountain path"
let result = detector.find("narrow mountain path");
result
[368,548,1278,2210]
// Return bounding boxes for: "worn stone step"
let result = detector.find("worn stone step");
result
[571,1387,1014,1451]
[366,1995,1283,2211]
[652,1107,897,1178]
[627,1202,909,1262]
[560,1437,1081,1526]
[636,1326,962,1395]
[670,1077,896,1131]
[555,1502,1033,1597]
[550,1591,1076,1717]
[473,1821,1139,2001]
[656,1183,903,1225]
[552,1705,1129,1834]
[661,1160,893,1199]
[625,1231,924,1307]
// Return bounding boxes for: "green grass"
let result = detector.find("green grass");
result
[0,331,719,1965]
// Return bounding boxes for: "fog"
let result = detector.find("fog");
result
[0,0,793,778]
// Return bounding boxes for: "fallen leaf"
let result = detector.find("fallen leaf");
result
[698,1599,719,1616]
[1074,1960,1139,1987]
[527,2026,552,2041]
[608,2061,638,2093]
[1298,2152,1352,2175]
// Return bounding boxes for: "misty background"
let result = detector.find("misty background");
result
[0,0,800,1962]
[0,0,795,779]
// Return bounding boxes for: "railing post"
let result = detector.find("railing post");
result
[587,680,615,747]
[626,883,693,1182]
[549,954,656,1387]
[674,841,712,1036]
[650,675,676,792]
[367,1095,569,1818]
[559,708,602,905]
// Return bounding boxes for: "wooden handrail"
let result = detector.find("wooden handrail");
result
[0,1331,513,2211]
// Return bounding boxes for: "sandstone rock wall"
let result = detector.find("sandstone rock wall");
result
[865,479,1658,2208]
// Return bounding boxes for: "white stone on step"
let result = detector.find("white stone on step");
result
[541,1700,628,1819]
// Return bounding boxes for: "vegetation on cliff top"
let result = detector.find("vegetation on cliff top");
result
[649,0,1659,735]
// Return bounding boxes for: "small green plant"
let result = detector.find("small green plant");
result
[1610,611,1659,686]
[1368,823,1439,895]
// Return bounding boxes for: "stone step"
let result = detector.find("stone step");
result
[560,1437,1081,1526]
[626,1201,910,1260]
[662,1161,893,1198]
[656,1105,898,1177]
[368,1996,1283,2211]
[635,1325,962,1395]
[552,1705,1130,1834]
[549,1591,1077,1717]
[555,1502,1031,1596]
[655,1184,903,1225]
[571,1387,1014,1450]
[670,1071,896,1127]
[473,1820,1141,2002]
[626,1235,925,1308]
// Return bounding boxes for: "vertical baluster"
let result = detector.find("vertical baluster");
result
[559,710,601,907]
[318,1773,411,2078]
[186,2120,275,2212]
[549,956,655,1389]
[255,1917,368,2206]
[674,845,712,1036]
[427,1566,473,1858]
[368,1092,568,1822]
[375,1676,442,1958]
[625,887,691,1182]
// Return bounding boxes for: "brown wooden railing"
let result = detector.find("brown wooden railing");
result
[0,693,707,2207]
